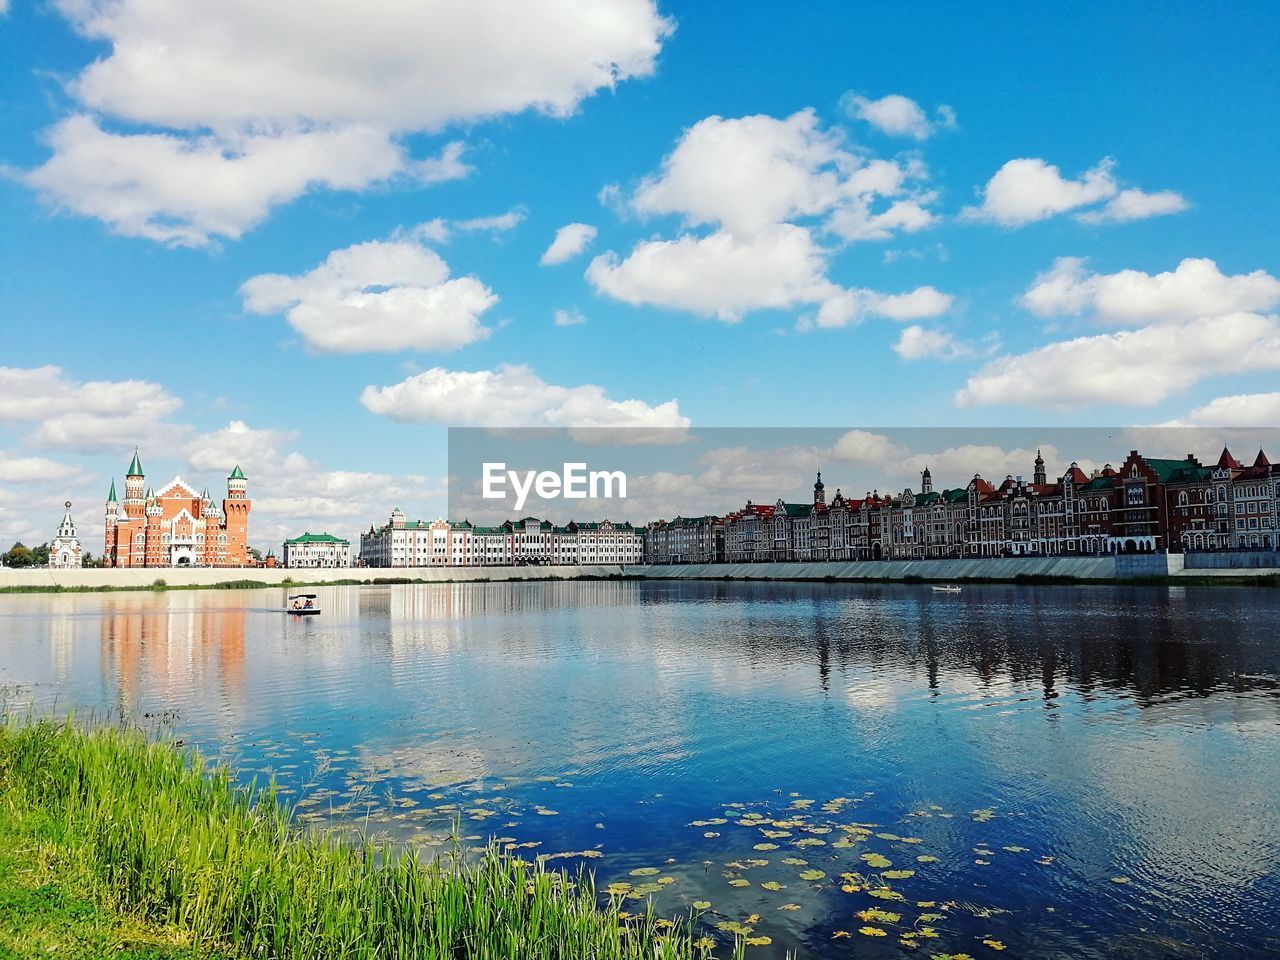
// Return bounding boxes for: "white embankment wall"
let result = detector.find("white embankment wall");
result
[2,555,1276,591]
[0,565,626,589]
[633,554,1274,581]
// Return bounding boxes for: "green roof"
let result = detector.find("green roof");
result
[229,464,246,480]
[1141,457,1203,483]
[107,478,117,502]
[284,532,349,545]
[1080,475,1116,491]
[126,450,143,477]
[1165,465,1213,484]
[777,502,811,517]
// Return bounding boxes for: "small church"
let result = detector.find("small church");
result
[48,501,83,568]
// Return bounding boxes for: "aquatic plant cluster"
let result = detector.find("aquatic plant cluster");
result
[0,720,740,960]
[216,729,1056,957]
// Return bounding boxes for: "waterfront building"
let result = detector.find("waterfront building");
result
[649,446,1279,564]
[282,532,351,568]
[570,520,644,564]
[723,501,775,563]
[103,452,251,568]
[47,500,82,568]
[1167,447,1279,551]
[358,509,643,567]
[643,515,724,564]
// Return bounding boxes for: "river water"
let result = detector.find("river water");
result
[1,580,1277,959]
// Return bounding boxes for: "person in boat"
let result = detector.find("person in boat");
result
[304,598,314,609]
[292,597,303,610]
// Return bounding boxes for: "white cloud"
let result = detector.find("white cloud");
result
[0,365,187,452]
[241,237,497,353]
[966,157,1187,227]
[360,364,689,430]
[185,421,299,473]
[966,157,1118,225]
[25,115,450,246]
[1021,257,1280,324]
[589,224,950,327]
[811,285,953,329]
[588,224,833,321]
[830,430,910,464]
[867,286,954,321]
[553,308,587,327]
[894,444,1076,486]
[413,206,525,245]
[541,223,598,265]
[591,110,944,323]
[626,110,933,240]
[1077,187,1189,224]
[29,0,671,243]
[181,421,444,545]
[893,325,972,361]
[631,110,848,236]
[840,92,954,140]
[0,453,83,484]
[956,312,1280,408]
[826,194,936,242]
[1165,392,1280,427]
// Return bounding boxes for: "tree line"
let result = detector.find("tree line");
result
[1,542,103,567]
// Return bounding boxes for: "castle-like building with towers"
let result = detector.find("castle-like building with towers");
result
[103,451,252,568]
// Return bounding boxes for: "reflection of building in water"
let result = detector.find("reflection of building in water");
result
[99,596,247,712]
[47,605,78,681]
[359,580,641,626]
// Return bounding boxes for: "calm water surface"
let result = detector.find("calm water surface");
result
[1,581,1278,959]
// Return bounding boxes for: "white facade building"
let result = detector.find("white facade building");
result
[48,500,83,568]
[358,510,643,567]
[282,532,351,568]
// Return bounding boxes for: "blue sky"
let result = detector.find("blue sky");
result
[1,1,1278,547]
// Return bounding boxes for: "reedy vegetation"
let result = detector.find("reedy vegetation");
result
[0,720,737,960]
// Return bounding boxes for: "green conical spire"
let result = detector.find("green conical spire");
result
[107,478,117,502]
[229,464,245,480]
[126,450,144,477]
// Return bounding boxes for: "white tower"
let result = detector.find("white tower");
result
[49,501,83,568]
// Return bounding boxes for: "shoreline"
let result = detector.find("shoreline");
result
[2,555,1280,593]
[0,720,721,960]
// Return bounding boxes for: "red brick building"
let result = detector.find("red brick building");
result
[103,452,252,568]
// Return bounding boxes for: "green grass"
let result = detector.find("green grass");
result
[0,797,230,958]
[0,720,734,960]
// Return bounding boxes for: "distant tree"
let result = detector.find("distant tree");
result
[3,542,35,567]
[32,543,50,566]
[247,547,264,564]
[82,551,102,568]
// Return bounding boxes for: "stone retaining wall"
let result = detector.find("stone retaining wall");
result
[0,565,625,590]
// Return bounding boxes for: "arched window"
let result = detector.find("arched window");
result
[1178,491,1188,507]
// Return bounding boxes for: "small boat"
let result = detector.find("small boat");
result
[287,593,321,615]
[931,584,962,593]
